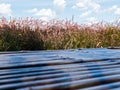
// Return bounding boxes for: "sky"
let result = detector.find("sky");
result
[0,0,120,24]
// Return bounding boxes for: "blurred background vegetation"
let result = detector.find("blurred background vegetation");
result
[0,18,120,51]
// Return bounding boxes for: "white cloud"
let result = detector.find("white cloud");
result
[0,3,12,16]
[105,5,120,15]
[27,8,56,21]
[86,17,98,24]
[89,1,101,12]
[72,0,101,19]
[103,5,117,12]
[72,0,86,10]
[114,8,120,15]
[79,11,91,18]
[35,9,56,17]
[75,2,86,9]
[72,0,101,12]
[109,5,118,11]
[53,0,66,10]
[26,8,38,13]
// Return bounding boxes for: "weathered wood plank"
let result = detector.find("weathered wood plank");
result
[0,49,120,90]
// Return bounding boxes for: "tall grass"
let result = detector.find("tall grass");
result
[0,17,120,51]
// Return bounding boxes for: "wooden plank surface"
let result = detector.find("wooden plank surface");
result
[0,49,120,90]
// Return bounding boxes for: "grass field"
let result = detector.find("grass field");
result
[0,17,120,51]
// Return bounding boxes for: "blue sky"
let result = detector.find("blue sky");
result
[0,0,120,23]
